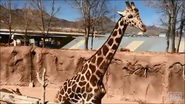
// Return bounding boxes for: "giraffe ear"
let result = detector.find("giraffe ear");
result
[117,11,124,17]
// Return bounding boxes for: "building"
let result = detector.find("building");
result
[159,32,166,37]
[0,29,104,48]
[137,32,144,36]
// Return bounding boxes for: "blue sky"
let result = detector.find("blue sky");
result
[56,0,159,26]
[4,0,159,26]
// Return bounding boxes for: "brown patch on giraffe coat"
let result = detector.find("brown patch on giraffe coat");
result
[92,99,97,103]
[97,50,102,56]
[68,81,72,86]
[79,81,86,86]
[76,87,80,93]
[71,76,75,80]
[96,70,103,78]
[71,81,75,85]
[60,88,65,95]
[94,88,99,93]
[91,56,96,63]
[87,93,93,101]
[102,45,109,56]
[71,99,78,103]
[81,76,85,81]
[97,57,103,67]
[86,83,92,92]
[108,38,113,46]
[75,94,79,100]
[112,31,117,36]
[78,94,82,98]
[100,61,106,69]
[76,74,81,82]
[58,94,62,101]
[82,64,88,74]
[65,93,68,98]
[67,88,72,94]
[119,28,122,35]
[107,52,114,59]
[120,21,123,26]
[81,87,85,93]
[115,37,121,43]
[73,75,78,80]
[90,75,98,86]
[69,92,75,98]
[72,84,77,92]
[85,70,91,80]
[89,64,96,73]
[64,84,67,91]
[83,93,87,99]
[112,44,118,50]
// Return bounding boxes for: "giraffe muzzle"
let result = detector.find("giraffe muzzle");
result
[140,24,146,32]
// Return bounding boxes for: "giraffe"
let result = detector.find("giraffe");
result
[54,1,146,104]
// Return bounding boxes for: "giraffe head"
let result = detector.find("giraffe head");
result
[117,1,146,32]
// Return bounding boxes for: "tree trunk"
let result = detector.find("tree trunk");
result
[43,34,45,48]
[165,15,171,52]
[171,11,177,53]
[7,0,12,46]
[176,19,184,52]
[24,37,26,46]
[24,31,28,46]
[8,29,12,46]
[91,27,94,50]
[84,0,90,50]
[84,27,89,50]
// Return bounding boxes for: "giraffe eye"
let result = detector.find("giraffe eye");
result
[128,14,133,18]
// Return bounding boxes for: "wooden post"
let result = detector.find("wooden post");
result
[36,68,48,104]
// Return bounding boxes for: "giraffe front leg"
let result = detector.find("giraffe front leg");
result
[97,80,107,99]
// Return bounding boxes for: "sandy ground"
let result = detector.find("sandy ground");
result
[0,86,139,104]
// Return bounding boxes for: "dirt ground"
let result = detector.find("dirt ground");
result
[0,46,184,103]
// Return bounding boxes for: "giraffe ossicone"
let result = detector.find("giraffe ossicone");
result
[54,1,146,104]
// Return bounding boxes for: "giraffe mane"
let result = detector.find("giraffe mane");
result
[75,57,87,74]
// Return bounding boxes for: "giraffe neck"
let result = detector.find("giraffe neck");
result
[89,17,127,78]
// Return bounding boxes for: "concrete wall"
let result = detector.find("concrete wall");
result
[0,46,184,103]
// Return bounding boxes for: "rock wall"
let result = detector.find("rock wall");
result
[0,46,184,103]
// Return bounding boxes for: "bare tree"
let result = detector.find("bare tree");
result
[90,1,110,50]
[30,0,60,48]
[65,0,110,50]
[176,3,185,52]
[36,68,48,104]
[143,0,170,52]
[166,0,184,53]
[144,0,184,53]
[20,1,32,46]
[1,0,18,46]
